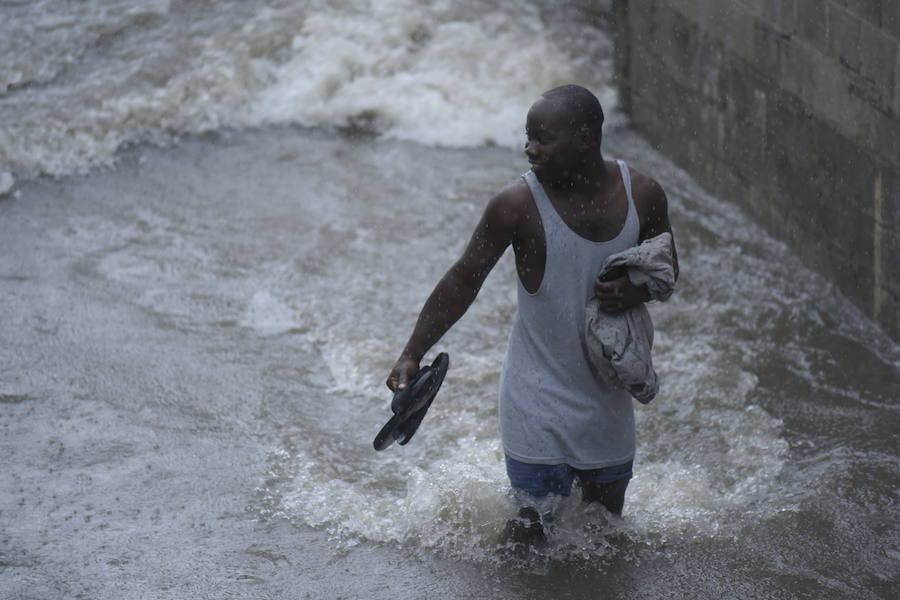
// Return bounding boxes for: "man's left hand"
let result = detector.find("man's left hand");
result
[594,275,650,313]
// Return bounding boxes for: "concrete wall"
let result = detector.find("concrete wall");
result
[609,0,899,339]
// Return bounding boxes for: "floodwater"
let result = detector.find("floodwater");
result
[2,1,898,599]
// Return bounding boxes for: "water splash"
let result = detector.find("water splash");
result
[0,0,615,179]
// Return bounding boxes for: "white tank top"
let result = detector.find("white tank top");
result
[499,160,640,469]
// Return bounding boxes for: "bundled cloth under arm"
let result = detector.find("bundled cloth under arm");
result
[584,232,675,404]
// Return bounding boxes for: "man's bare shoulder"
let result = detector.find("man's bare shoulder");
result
[626,166,672,239]
[628,168,667,208]
[483,177,533,230]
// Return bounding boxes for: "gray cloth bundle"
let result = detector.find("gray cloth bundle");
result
[584,232,675,403]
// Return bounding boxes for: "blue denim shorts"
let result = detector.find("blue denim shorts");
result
[505,455,634,498]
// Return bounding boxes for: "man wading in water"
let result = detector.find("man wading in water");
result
[386,85,678,546]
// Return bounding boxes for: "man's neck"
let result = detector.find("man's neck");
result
[544,152,608,194]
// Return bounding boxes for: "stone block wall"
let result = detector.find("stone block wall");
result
[608,0,899,339]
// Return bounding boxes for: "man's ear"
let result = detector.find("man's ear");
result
[575,124,596,150]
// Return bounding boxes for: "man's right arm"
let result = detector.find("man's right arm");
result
[386,187,521,391]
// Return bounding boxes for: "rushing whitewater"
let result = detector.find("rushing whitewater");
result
[0,0,617,181]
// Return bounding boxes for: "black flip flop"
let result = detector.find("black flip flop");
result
[373,353,449,451]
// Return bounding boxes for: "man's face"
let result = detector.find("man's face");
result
[524,97,579,183]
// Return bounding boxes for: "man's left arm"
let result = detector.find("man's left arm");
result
[636,175,678,281]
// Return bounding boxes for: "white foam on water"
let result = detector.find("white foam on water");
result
[278,440,510,551]
[249,0,598,149]
[0,0,174,92]
[0,171,15,196]
[1,0,616,178]
[240,290,300,335]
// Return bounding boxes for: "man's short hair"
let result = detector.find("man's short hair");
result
[542,84,605,138]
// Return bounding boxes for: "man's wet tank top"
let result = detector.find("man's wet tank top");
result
[499,160,640,469]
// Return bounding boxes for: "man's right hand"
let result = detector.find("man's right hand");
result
[386,357,420,392]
